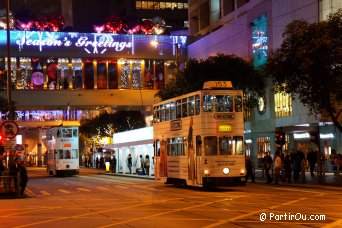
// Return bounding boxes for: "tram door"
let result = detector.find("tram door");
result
[195,136,203,185]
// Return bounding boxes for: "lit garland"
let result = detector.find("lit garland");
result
[120,62,130,89]
[131,62,141,89]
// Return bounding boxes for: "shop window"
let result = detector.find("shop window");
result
[257,136,271,168]
[131,61,142,89]
[83,61,94,89]
[119,60,129,89]
[32,58,45,90]
[72,58,82,89]
[108,61,117,89]
[97,61,107,89]
[274,91,292,117]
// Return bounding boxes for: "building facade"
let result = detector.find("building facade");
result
[187,0,342,168]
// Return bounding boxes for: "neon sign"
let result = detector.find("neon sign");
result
[0,31,187,59]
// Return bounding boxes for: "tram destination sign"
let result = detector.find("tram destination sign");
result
[170,119,182,131]
[214,113,235,120]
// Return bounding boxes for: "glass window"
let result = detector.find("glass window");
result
[204,136,217,156]
[170,101,176,120]
[160,105,165,122]
[136,1,142,9]
[188,96,195,116]
[219,137,232,155]
[235,95,243,112]
[62,128,73,138]
[160,2,166,9]
[181,98,188,117]
[176,99,181,118]
[215,95,233,112]
[64,150,71,159]
[203,95,213,112]
[71,149,78,159]
[233,136,244,155]
[195,95,200,115]
[196,136,202,156]
[58,150,63,159]
[177,3,184,9]
[73,129,78,137]
[165,103,170,121]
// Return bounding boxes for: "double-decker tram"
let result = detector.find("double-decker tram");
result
[153,81,246,188]
[46,126,80,176]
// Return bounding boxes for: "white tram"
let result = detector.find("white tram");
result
[46,126,79,176]
[153,81,246,188]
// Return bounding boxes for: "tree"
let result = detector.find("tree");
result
[79,110,146,148]
[156,54,266,109]
[264,10,342,132]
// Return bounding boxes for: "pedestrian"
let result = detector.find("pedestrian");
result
[111,154,117,173]
[9,157,19,192]
[127,154,132,174]
[0,156,6,187]
[16,159,28,196]
[96,157,99,169]
[283,153,292,183]
[274,151,282,184]
[307,149,317,176]
[245,156,255,183]
[263,151,273,184]
[136,155,142,174]
[293,154,301,182]
[140,154,145,175]
[144,155,150,176]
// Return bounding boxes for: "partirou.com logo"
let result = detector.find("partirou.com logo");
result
[259,212,326,222]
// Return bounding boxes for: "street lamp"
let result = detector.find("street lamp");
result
[150,40,179,71]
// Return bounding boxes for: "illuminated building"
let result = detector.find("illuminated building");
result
[187,0,342,166]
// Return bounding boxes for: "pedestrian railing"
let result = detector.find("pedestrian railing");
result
[0,171,20,196]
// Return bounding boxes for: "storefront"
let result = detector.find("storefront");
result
[104,126,154,176]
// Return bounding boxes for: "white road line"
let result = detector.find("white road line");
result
[77,188,91,192]
[40,191,50,196]
[96,186,109,190]
[58,189,71,194]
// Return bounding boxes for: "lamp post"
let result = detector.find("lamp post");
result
[5,0,13,120]
[150,40,179,71]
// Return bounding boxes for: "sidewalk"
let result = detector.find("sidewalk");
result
[250,169,342,189]
[99,171,155,180]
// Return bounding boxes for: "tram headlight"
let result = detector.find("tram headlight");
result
[223,167,229,174]
[204,169,210,176]
[240,169,245,175]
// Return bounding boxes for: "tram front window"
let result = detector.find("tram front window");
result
[219,136,232,155]
[204,136,217,156]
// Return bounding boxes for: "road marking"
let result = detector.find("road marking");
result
[77,188,91,192]
[58,189,71,194]
[25,188,37,197]
[40,191,50,196]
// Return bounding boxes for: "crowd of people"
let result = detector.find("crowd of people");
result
[0,156,29,196]
[245,148,341,184]
[91,153,152,176]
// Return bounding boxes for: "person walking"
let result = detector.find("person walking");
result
[111,154,117,173]
[283,153,292,183]
[263,151,273,184]
[245,156,255,183]
[16,159,28,196]
[307,149,317,176]
[274,151,282,184]
[140,154,145,175]
[144,155,150,176]
[127,154,132,174]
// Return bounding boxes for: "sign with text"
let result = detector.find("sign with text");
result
[0,120,19,139]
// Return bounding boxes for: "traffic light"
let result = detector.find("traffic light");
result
[275,130,286,145]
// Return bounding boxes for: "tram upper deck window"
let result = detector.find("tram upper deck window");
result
[170,101,176,120]
[215,95,233,112]
[203,95,213,112]
[176,100,181,118]
[62,129,73,138]
[188,96,195,116]
[195,95,200,115]
[73,129,78,137]
[160,105,165,122]
[153,106,160,123]
[219,136,232,155]
[181,98,188,117]
[235,96,243,112]
[204,136,217,156]
[165,103,170,121]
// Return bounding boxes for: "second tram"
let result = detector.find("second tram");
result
[46,126,80,176]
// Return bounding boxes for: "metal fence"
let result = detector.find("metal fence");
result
[0,172,20,196]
